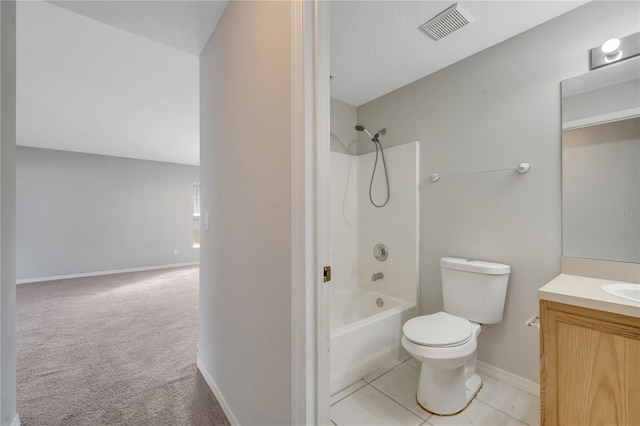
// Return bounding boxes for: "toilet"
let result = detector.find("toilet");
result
[401,257,510,416]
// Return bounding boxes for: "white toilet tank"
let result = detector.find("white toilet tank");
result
[440,257,510,324]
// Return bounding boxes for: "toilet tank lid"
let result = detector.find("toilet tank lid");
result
[441,257,510,275]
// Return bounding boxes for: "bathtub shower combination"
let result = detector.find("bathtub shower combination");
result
[328,136,419,395]
[330,289,416,393]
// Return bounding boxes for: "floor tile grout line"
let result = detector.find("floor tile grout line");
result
[333,380,535,426]
[331,362,406,412]
[362,361,401,384]
[374,365,533,426]
[367,384,426,423]
[333,363,536,426]
[369,380,432,422]
[478,374,541,400]
[330,381,367,407]
[403,359,421,371]
[473,398,532,426]
[476,377,539,426]
[369,362,432,420]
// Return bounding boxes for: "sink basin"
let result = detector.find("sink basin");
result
[601,283,640,304]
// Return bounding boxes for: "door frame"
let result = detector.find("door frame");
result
[291,0,331,424]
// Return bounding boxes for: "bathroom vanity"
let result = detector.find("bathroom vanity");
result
[539,51,640,426]
[538,275,640,426]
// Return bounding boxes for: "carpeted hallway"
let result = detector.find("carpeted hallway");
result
[17,266,230,425]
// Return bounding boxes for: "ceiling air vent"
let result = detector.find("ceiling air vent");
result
[419,3,474,41]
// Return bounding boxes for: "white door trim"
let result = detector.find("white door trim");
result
[290,0,330,424]
[315,0,331,423]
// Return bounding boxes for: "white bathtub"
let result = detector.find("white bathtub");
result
[330,289,416,394]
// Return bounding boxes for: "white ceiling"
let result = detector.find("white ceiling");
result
[16,1,589,165]
[46,1,228,56]
[17,1,211,165]
[330,1,588,106]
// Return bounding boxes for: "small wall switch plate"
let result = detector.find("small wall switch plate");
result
[204,212,210,230]
[174,249,179,255]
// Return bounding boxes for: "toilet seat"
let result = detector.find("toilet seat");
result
[403,312,472,347]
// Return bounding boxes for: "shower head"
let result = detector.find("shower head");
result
[355,123,374,140]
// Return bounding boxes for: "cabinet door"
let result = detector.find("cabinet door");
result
[540,301,640,426]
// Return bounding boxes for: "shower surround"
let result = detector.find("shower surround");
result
[329,141,419,394]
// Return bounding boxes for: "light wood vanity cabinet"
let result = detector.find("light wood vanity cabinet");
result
[540,300,640,426]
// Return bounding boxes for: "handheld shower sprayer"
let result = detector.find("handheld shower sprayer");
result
[355,123,373,140]
[355,124,386,143]
[354,123,390,208]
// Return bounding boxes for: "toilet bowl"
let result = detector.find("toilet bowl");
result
[402,312,482,415]
[401,257,510,416]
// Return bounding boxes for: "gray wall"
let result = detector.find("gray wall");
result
[1,1,17,423]
[199,1,294,424]
[356,1,640,382]
[16,147,199,280]
[331,98,357,154]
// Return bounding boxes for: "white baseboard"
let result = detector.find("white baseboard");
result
[197,356,239,426]
[10,414,20,426]
[16,262,200,284]
[477,361,540,397]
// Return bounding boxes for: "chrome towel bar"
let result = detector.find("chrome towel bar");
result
[430,162,530,183]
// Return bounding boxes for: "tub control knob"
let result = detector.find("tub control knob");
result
[374,244,388,261]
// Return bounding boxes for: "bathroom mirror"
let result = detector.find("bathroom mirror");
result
[561,57,640,263]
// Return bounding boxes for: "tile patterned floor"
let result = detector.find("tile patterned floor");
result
[331,358,540,426]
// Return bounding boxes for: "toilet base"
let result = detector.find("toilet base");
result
[416,382,482,417]
[415,358,482,415]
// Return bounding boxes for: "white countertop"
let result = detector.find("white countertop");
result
[538,274,640,318]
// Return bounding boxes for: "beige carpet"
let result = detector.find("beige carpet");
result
[17,266,230,426]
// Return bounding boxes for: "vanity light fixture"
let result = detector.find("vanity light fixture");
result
[590,32,640,69]
[601,38,621,60]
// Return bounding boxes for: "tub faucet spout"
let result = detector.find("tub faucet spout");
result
[372,272,384,282]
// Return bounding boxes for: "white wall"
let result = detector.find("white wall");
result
[357,142,419,304]
[199,1,295,424]
[17,1,200,166]
[330,99,359,295]
[0,1,17,424]
[356,1,640,382]
[330,151,359,294]
[16,147,199,281]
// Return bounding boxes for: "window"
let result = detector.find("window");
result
[193,183,200,248]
